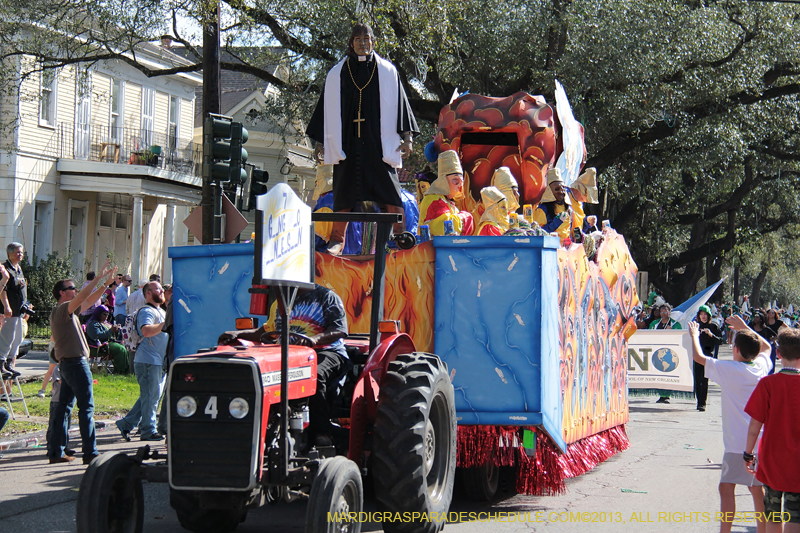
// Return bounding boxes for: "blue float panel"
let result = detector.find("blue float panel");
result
[169,243,258,358]
[433,235,565,451]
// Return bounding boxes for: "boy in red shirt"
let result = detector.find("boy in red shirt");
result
[744,328,800,533]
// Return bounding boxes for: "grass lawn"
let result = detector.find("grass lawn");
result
[1,373,140,438]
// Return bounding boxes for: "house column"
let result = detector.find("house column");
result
[131,194,143,283]
[163,202,175,283]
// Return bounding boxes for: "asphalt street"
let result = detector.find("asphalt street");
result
[0,345,763,533]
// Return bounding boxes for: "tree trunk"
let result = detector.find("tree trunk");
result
[733,263,740,304]
[651,260,704,306]
[648,220,708,305]
[750,264,769,309]
[706,255,724,303]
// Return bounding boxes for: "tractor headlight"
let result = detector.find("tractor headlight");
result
[229,397,249,419]
[176,396,197,417]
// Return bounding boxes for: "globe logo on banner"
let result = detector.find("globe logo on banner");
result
[651,348,679,373]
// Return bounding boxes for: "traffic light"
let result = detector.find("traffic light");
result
[246,167,270,211]
[203,115,249,185]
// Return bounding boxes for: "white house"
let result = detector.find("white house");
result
[0,40,202,283]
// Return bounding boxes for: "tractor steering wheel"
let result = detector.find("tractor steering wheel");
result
[261,330,315,347]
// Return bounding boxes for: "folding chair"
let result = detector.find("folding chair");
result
[83,323,112,374]
[88,342,113,374]
[2,368,30,420]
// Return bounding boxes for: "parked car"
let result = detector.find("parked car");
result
[15,338,33,359]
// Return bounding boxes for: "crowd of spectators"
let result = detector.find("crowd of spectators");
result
[39,264,173,464]
[636,290,800,528]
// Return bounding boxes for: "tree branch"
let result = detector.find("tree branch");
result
[222,0,336,63]
[587,83,800,172]
[220,60,285,87]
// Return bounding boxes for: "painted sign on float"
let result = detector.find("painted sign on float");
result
[257,183,312,285]
[627,330,694,392]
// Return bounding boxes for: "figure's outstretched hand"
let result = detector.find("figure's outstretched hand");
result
[398,139,413,158]
[688,321,700,338]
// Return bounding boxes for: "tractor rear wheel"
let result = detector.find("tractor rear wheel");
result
[372,352,456,533]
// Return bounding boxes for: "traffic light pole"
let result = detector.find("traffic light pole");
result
[202,1,222,245]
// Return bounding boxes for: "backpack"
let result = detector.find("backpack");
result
[120,308,144,352]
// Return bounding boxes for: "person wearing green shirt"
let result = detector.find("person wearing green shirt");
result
[649,303,682,403]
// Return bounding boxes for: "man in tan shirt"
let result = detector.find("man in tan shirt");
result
[47,259,117,464]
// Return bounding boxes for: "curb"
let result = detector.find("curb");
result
[0,420,110,453]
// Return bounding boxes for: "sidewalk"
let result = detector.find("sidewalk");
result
[14,349,51,381]
[0,420,111,453]
[1,350,114,453]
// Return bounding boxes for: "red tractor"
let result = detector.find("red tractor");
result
[76,212,457,533]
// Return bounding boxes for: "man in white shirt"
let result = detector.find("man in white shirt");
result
[125,279,148,316]
[114,275,132,325]
[689,315,772,533]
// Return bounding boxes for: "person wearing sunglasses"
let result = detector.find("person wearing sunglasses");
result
[47,259,117,464]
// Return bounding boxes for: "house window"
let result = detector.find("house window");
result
[74,71,92,160]
[39,69,57,127]
[141,86,155,148]
[110,78,123,140]
[99,210,113,228]
[32,201,53,259]
[168,95,180,153]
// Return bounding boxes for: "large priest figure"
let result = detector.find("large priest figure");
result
[306,23,419,249]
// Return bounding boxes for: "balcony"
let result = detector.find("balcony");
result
[58,122,201,175]
[55,123,203,204]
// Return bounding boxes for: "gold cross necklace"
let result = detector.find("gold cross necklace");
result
[346,56,377,138]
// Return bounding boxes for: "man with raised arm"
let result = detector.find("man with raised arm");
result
[48,259,117,464]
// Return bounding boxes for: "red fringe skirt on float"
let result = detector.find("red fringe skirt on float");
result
[456,424,630,495]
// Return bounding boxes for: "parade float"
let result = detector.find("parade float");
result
[166,85,639,499]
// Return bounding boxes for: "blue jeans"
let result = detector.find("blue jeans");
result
[116,397,142,433]
[127,362,164,438]
[48,358,97,459]
[0,406,9,433]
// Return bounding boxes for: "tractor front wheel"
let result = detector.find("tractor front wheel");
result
[76,452,144,533]
[372,352,456,533]
[305,456,363,533]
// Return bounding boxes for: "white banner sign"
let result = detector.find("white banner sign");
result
[257,183,312,285]
[627,330,694,392]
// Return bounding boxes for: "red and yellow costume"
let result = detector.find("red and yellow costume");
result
[420,150,474,236]
[476,186,509,236]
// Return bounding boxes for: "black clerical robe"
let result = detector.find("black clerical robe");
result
[306,53,418,211]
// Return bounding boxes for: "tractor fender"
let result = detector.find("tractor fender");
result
[348,333,416,467]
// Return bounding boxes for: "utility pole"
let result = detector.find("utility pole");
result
[201,1,221,244]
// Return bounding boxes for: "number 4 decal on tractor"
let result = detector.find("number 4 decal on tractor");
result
[205,396,218,419]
